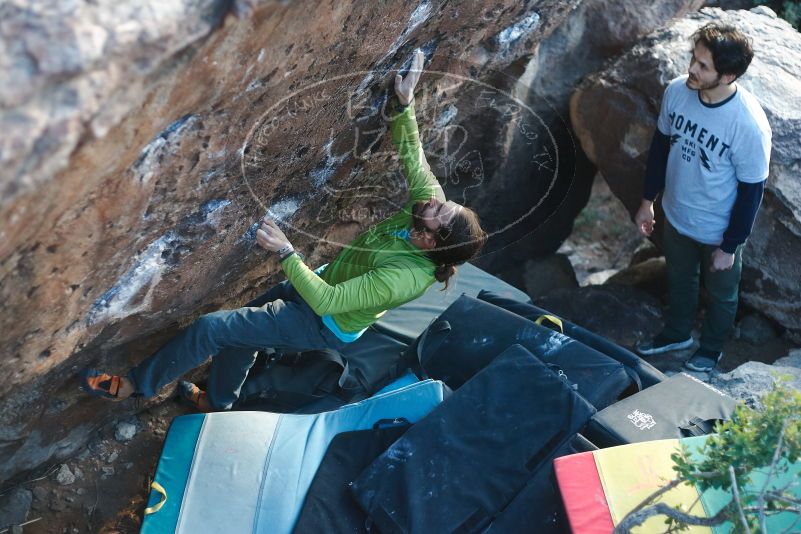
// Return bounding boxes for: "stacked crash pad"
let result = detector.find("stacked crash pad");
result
[350,344,597,533]
[370,263,531,344]
[554,435,801,534]
[140,379,449,533]
[141,262,717,533]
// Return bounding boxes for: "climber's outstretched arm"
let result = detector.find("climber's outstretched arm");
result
[390,49,445,204]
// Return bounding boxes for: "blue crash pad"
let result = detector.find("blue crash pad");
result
[140,379,448,534]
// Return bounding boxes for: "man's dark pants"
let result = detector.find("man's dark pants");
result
[128,281,346,409]
[661,219,744,353]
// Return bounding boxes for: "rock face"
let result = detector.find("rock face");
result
[606,257,668,300]
[522,253,578,298]
[0,0,244,208]
[736,312,777,345]
[0,487,32,530]
[711,349,801,410]
[1,0,603,483]
[466,0,703,272]
[571,7,801,340]
[0,0,730,483]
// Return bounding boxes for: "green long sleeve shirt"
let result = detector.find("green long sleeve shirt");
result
[281,100,446,333]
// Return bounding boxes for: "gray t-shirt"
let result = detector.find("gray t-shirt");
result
[657,75,771,245]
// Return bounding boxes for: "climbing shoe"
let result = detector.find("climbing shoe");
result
[177,380,211,413]
[80,368,124,400]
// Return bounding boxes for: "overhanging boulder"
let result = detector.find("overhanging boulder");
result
[1,0,587,484]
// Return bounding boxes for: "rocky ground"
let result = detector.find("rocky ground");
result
[0,400,188,534]
[554,175,797,376]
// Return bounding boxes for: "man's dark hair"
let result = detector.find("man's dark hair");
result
[426,206,488,288]
[692,23,754,80]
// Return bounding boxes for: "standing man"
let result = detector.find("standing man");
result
[81,50,488,409]
[635,23,771,372]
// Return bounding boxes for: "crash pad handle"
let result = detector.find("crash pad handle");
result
[680,417,717,437]
[535,314,563,333]
[144,481,167,515]
[373,417,410,430]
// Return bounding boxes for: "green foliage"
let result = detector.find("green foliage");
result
[670,381,801,533]
[782,0,801,28]
[752,1,801,30]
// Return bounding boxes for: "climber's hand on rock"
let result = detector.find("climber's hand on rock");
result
[256,218,291,252]
[395,49,425,106]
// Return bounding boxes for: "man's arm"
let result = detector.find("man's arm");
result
[635,81,675,237]
[389,101,445,203]
[711,112,771,270]
[280,253,421,316]
[643,130,670,201]
[634,129,670,236]
[256,218,422,316]
[391,49,445,204]
[710,180,764,271]
[719,181,765,254]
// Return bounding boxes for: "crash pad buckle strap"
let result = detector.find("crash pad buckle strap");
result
[305,349,359,393]
[535,314,563,333]
[680,417,716,437]
[144,481,167,515]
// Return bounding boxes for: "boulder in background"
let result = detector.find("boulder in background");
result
[571,7,801,340]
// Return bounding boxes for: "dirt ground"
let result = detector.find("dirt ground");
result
[0,400,189,534]
[1,177,796,534]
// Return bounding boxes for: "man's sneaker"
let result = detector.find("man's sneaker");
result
[636,334,694,356]
[685,347,723,372]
